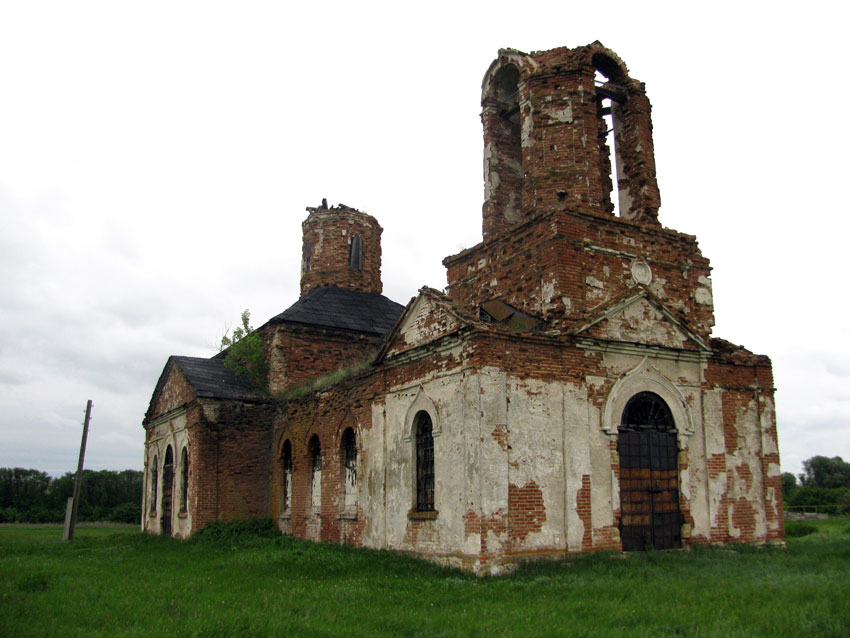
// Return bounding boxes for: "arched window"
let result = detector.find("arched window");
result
[308,435,322,515]
[415,412,435,512]
[349,236,363,270]
[281,440,293,513]
[180,447,189,513]
[341,428,357,513]
[162,446,174,536]
[621,391,676,431]
[149,455,158,513]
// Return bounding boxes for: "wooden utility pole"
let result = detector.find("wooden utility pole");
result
[63,400,92,541]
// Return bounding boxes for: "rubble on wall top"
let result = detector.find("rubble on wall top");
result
[305,198,363,215]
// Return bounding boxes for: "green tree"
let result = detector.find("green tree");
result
[781,472,798,500]
[220,309,268,392]
[0,468,142,523]
[0,468,51,511]
[799,456,850,489]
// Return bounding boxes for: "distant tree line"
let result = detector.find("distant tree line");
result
[0,468,142,524]
[782,456,850,514]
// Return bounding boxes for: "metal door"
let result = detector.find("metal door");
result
[618,392,681,551]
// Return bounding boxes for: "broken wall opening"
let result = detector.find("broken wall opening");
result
[594,55,632,219]
[483,63,524,239]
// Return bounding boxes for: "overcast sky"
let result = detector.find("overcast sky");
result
[1,1,846,479]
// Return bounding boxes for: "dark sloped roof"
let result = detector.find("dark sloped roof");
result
[144,355,263,424]
[270,286,404,335]
[171,356,261,401]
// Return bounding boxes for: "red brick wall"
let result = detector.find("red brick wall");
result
[190,400,276,532]
[300,205,383,296]
[271,375,373,546]
[704,350,783,545]
[481,43,660,242]
[263,323,384,394]
[445,208,714,339]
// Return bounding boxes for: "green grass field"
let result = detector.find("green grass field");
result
[1,520,848,637]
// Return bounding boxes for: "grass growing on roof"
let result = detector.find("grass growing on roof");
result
[1,519,849,637]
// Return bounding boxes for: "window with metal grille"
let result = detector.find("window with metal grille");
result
[621,391,675,431]
[180,447,189,513]
[349,236,363,270]
[415,412,435,512]
[281,440,292,512]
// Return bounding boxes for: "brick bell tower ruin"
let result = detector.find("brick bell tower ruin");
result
[481,43,660,241]
[143,43,782,570]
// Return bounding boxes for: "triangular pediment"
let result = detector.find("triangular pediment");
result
[378,287,474,360]
[145,358,198,424]
[573,289,709,351]
[144,355,264,425]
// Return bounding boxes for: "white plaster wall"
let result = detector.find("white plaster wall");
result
[726,395,768,541]
[475,369,509,558]
[357,348,775,565]
[143,411,192,538]
[563,382,591,551]
[365,370,473,558]
[505,374,566,552]
[702,388,726,537]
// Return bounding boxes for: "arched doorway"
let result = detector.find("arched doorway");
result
[162,445,174,536]
[618,392,681,550]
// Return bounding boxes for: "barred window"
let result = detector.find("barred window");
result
[415,412,435,512]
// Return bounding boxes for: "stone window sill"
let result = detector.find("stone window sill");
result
[338,512,358,521]
[177,512,188,519]
[408,510,438,521]
[278,513,291,521]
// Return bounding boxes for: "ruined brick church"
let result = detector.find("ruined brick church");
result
[143,43,784,571]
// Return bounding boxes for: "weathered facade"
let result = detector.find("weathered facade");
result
[143,42,783,572]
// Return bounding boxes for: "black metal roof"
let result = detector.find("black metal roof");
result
[171,356,261,401]
[270,286,404,335]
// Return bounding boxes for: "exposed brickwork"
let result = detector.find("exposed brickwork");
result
[508,481,546,547]
[445,209,714,340]
[576,474,593,551]
[262,322,383,394]
[300,205,383,296]
[481,44,660,242]
[270,374,374,547]
[142,42,783,570]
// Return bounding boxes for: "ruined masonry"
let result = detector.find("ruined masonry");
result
[143,42,784,572]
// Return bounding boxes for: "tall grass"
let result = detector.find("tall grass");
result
[1,520,848,637]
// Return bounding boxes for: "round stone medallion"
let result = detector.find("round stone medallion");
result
[631,260,652,285]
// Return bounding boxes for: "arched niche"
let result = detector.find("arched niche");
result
[601,358,695,446]
[403,386,441,442]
